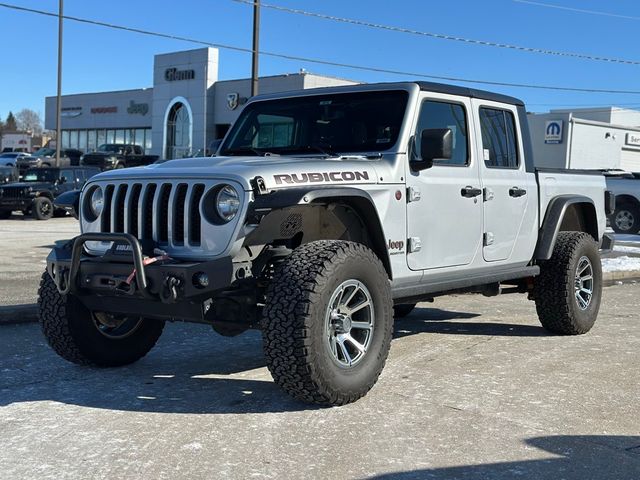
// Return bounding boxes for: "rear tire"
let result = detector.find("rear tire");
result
[534,232,602,335]
[32,197,53,220]
[610,201,640,234]
[262,241,393,406]
[38,271,164,366]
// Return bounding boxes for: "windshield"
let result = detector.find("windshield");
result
[32,148,55,157]
[97,144,125,154]
[23,168,58,183]
[220,90,409,156]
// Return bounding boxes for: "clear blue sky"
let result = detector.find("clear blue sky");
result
[1,0,640,122]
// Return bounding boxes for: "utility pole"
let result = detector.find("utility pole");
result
[55,0,63,167]
[251,0,260,97]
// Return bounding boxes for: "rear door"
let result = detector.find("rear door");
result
[406,94,483,271]
[472,101,537,263]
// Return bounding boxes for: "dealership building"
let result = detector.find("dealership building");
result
[44,48,356,159]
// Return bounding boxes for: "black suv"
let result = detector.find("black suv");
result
[0,166,100,220]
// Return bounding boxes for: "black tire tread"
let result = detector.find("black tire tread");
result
[38,271,164,366]
[262,240,393,406]
[534,232,601,335]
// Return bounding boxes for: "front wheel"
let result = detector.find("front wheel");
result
[534,232,602,335]
[262,241,393,406]
[32,197,53,220]
[38,271,165,366]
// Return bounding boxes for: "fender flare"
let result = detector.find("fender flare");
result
[535,194,598,260]
[54,190,81,219]
[250,187,392,278]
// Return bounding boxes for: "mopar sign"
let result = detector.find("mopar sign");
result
[544,120,563,144]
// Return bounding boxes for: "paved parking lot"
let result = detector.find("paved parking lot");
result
[1,217,639,479]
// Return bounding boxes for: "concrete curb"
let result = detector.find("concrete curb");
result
[1,270,639,326]
[0,304,39,326]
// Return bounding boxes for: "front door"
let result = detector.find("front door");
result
[406,95,483,271]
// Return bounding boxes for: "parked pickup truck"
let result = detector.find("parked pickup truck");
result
[80,144,159,170]
[0,166,99,220]
[15,148,82,177]
[40,82,614,406]
[605,171,640,234]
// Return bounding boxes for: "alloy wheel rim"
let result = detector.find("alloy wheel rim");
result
[93,312,143,339]
[324,279,375,368]
[615,210,634,231]
[574,256,594,311]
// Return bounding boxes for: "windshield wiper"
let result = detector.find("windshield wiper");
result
[278,145,342,158]
[222,146,274,157]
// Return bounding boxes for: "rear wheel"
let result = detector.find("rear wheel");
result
[534,232,602,335]
[610,201,640,234]
[32,197,53,220]
[38,271,164,366]
[262,241,393,405]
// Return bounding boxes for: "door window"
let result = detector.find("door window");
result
[479,108,519,169]
[414,100,469,166]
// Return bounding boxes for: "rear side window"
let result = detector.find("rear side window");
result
[75,169,86,183]
[414,100,469,166]
[60,169,74,184]
[479,108,519,169]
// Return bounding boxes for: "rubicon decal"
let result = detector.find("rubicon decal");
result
[274,171,370,185]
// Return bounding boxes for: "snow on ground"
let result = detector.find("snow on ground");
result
[601,256,640,273]
[613,245,640,254]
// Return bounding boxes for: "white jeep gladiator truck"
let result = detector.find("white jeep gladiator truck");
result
[40,82,615,405]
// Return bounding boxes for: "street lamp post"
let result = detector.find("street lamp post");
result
[251,0,260,97]
[55,0,63,167]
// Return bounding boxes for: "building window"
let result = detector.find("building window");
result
[61,131,70,149]
[165,101,192,159]
[97,130,106,148]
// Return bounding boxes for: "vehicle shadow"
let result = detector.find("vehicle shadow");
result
[395,306,549,338]
[1,304,547,415]
[368,435,640,479]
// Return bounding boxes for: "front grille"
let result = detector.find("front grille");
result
[1,186,27,199]
[98,181,208,248]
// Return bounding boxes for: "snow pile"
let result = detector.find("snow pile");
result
[613,245,640,254]
[601,256,640,273]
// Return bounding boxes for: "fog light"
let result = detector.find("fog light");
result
[193,272,209,288]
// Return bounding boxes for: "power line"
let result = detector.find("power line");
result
[231,0,640,66]
[3,2,640,95]
[514,0,640,21]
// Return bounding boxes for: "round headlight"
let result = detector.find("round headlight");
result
[90,187,104,217]
[215,185,240,222]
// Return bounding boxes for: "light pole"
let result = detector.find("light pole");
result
[55,0,63,167]
[251,0,260,97]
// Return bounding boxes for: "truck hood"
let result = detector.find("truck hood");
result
[0,181,51,191]
[92,155,382,190]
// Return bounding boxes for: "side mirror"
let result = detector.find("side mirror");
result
[412,128,453,171]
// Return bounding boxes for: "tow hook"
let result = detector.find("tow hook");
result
[160,276,182,304]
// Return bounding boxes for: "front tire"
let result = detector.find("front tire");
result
[32,197,53,220]
[534,232,602,335]
[262,241,393,406]
[38,271,164,366]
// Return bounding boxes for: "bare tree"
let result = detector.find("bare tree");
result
[15,109,43,135]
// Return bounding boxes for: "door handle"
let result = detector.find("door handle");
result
[461,186,482,198]
[509,187,527,198]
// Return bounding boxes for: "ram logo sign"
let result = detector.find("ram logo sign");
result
[544,120,563,144]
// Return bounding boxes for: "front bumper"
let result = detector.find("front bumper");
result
[0,197,33,210]
[47,232,235,322]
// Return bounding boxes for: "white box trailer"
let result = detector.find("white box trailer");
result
[528,112,640,172]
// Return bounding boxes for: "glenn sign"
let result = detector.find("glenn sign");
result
[626,132,640,147]
[165,68,195,82]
